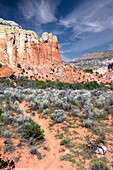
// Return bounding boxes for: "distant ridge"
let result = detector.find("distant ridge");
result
[73,51,113,61]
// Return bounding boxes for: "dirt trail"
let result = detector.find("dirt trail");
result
[18,101,67,170]
[35,116,60,170]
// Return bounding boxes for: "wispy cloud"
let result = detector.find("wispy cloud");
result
[108,43,113,50]
[58,0,113,61]
[18,0,113,61]
[59,42,70,48]
[19,0,61,24]
[61,54,73,62]
[59,0,113,38]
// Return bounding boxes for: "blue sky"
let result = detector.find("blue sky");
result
[0,0,113,62]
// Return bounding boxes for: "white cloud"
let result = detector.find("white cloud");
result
[19,0,61,24]
[18,0,113,61]
[59,0,113,37]
[61,54,72,62]
[57,0,113,61]
[59,42,70,48]
[108,43,113,50]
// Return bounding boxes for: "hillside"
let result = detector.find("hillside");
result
[0,83,113,169]
[71,51,113,74]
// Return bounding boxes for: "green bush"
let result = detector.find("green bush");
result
[83,69,93,74]
[60,138,70,146]
[0,78,16,88]
[10,76,109,90]
[0,63,2,68]
[51,110,64,123]
[23,118,44,140]
[9,74,17,81]
[91,159,110,170]
[17,63,21,68]
[0,108,3,116]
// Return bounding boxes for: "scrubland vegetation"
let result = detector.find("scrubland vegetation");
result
[0,77,113,169]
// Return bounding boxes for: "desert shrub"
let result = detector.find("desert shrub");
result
[4,144,15,153]
[0,108,3,116]
[96,97,105,107]
[14,107,24,114]
[14,114,29,125]
[62,102,71,111]
[30,147,37,155]
[21,88,35,94]
[83,69,93,74]
[9,74,17,81]
[74,108,80,114]
[95,134,106,145]
[30,146,42,160]
[23,118,44,140]
[55,99,63,107]
[9,93,24,103]
[60,138,70,145]
[43,108,49,114]
[4,131,10,138]
[83,105,93,118]
[106,95,113,106]
[0,63,2,68]
[60,154,76,163]
[0,78,16,88]
[24,94,35,101]
[13,123,19,127]
[83,118,94,128]
[1,112,13,125]
[77,96,86,107]
[60,138,71,148]
[56,133,63,139]
[93,109,104,117]
[13,100,19,106]
[51,110,64,123]
[29,99,48,112]
[17,63,21,68]
[76,143,85,149]
[91,159,110,170]
[14,76,107,90]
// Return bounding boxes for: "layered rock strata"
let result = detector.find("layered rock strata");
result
[0,18,61,68]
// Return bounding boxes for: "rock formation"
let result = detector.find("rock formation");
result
[0,65,14,78]
[0,18,61,68]
[0,18,112,84]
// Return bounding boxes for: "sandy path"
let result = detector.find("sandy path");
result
[18,101,68,170]
[34,116,60,170]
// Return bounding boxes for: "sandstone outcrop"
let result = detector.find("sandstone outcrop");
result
[0,65,14,78]
[0,18,61,68]
[0,18,112,84]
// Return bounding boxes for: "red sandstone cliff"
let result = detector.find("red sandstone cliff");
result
[0,18,61,68]
[0,18,112,84]
[0,65,14,78]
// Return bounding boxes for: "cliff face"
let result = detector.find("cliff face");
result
[0,65,14,78]
[0,18,61,68]
[0,19,112,83]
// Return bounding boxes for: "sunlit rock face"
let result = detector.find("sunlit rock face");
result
[0,65,14,78]
[0,18,61,68]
